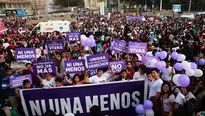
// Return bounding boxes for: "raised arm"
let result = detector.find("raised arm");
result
[36,75,43,83]
[63,72,73,85]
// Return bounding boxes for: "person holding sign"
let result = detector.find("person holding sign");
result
[36,68,59,88]
[64,72,87,85]
[133,64,147,80]
[84,68,114,84]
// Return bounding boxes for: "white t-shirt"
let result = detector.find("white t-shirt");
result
[161,94,175,112]
[89,72,109,84]
[149,78,163,98]
[3,43,9,49]
[133,72,147,80]
[161,67,173,81]
[42,78,56,87]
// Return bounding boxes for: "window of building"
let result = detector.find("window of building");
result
[7,4,12,8]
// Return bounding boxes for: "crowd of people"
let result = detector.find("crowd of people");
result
[0,12,205,116]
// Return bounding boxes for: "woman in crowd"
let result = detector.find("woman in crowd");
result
[160,82,175,116]
[126,61,135,79]
[133,64,147,80]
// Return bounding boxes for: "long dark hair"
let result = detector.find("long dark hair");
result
[161,82,173,97]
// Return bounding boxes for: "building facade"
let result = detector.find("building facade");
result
[0,0,50,15]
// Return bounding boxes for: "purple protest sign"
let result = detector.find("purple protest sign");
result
[64,59,86,74]
[10,74,32,88]
[86,53,109,70]
[20,80,145,116]
[32,60,56,74]
[16,48,36,61]
[66,32,81,42]
[110,40,128,53]
[141,56,160,68]
[128,42,147,54]
[110,60,126,73]
[46,40,64,51]
[89,69,98,76]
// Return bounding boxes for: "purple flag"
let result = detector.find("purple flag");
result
[32,60,56,74]
[16,48,36,61]
[109,60,126,73]
[64,59,86,74]
[10,74,32,88]
[46,40,64,51]
[141,56,160,68]
[20,80,145,116]
[128,42,147,54]
[66,32,81,42]
[87,53,109,70]
[110,40,128,53]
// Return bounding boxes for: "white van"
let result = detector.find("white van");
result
[180,13,195,20]
[32,20,71,34]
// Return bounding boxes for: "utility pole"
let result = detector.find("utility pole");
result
[45,0,48,16]
[159,0,162,11]
[188,0,192,14]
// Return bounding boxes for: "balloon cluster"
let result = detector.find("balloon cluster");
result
[173,61,203,77]
[171,52,186,61]
[81,35,96,47]
[155,51,167,60]
[135,100,154,116]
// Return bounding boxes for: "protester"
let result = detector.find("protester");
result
[160,82,175,116]
[115,69,129,81]
[192,78,205,113]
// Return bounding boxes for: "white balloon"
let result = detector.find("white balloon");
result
[186,69,195,76]
[194,69,203,77]
[177,54,186,62]
[145,109,154,116]
[181,61,191,70]
[172,74,181,86]
[81,35,87,41]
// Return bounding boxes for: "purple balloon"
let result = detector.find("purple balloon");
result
[191,62,197,69]
[160,51,167,60]
[81,41,86,47]
[174,63,183,71]
[171,52,179,60]
[155,52,161,57]
[178,74,190,87]
[161,61,166,68]
[135,104,145,115]
[144,100,153,109]
[89,35,94,40]
[155,61,165,70]
[199,59,205,65]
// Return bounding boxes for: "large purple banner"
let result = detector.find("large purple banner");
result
[20,80,145,116]
[10,74,32,88]
[128,42,147,54]
[46,40,64,51]
[16,48,36,61]
[64,59,86,74]
[109,60,126,73]
[110,40,128,53]
[66,32,81,42]
[86,53,109,70]
[32,60,56,74]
